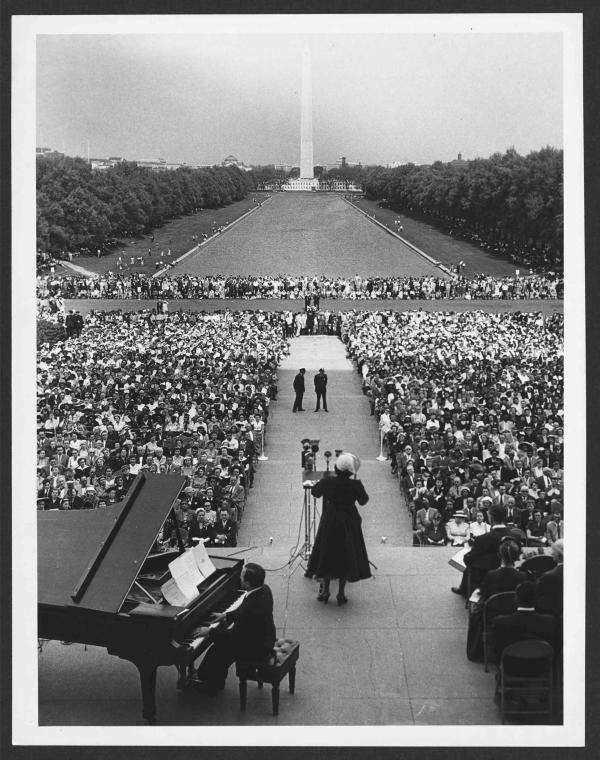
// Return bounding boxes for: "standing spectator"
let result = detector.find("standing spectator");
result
[452,506,514,596]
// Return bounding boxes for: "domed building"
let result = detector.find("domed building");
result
[221,154,252,172]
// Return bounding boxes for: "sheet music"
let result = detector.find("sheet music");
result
[160,544,217,605]
[167,550,203,601]
[191,541,217,580]
[161,577,194,607]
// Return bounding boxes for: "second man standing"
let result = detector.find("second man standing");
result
[314,368,328,412]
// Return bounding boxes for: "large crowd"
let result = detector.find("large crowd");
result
[36,310,289,546]
[36,272,563,303]
[446,222,561,272]
[341,309,564,547]
[342,308,565,689]
[36,299,566,713]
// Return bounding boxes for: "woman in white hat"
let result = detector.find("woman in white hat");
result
[445,510,471,547]
[306,453,370,605]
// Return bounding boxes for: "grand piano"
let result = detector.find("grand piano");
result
[38,472,244,724]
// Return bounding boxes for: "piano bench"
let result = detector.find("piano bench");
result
[236,640,299,716]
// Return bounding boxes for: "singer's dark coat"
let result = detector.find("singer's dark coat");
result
[307,475,371,582]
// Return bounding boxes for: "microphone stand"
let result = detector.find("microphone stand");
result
[376,428,387,461]
[257,428,268,461]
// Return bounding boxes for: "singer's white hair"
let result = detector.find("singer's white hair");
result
[335,453,355,474]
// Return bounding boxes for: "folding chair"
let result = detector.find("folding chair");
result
[482,592,517,672]
[498,640,555,724]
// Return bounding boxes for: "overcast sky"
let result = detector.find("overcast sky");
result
[36,31,563,167]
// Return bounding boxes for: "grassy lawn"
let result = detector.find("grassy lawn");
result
[172,193,443,278]
[57,192,528,280]
[354,198,518,277]
[66,195,265,277]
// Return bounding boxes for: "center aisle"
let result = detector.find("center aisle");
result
[239,335,413,548]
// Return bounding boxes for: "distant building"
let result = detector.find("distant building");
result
[222,154,253,172]
[89,155,203,172]
[282,178,319,191]
[136,157,186,171]
[36,146,64,158]
[450,152,468,168]
[90,156,126,170]
[281,177,362,192]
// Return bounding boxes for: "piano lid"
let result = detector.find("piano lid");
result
[38,473,186,613]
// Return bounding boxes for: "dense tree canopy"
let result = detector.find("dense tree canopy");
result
[36,155,255,254]
[363,147,563,256]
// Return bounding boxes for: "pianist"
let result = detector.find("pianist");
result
[192,562,276,695]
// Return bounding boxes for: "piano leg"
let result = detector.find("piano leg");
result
[136,662,158,725]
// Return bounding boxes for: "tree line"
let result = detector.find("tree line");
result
[362,147,563,256]
[37,154,255,254]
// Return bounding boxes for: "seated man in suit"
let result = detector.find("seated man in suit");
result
[192,563,276,695]
[490,580,558,667]
[423,513,447,546]
[536,539,564,617]
[209,507,237,548]
[414,498,440,537]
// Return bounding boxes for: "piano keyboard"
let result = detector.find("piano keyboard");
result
[172,590,246,652]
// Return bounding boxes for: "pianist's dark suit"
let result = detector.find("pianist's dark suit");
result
[195,584,276,692]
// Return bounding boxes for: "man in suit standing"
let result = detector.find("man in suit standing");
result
[192,563,276,694]
[490,581,558,665]
[292,368,306,412]
[451,505,515,596]
[313,368,328,412]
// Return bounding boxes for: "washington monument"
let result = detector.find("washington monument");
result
[300,46,314,180]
